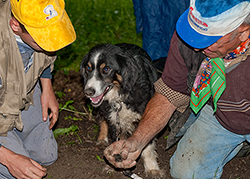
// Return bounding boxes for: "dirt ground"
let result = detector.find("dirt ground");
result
[44,70,250,179]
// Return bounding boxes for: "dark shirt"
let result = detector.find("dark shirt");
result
[161,32,250,135]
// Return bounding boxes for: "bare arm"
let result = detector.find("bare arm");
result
[40,78,59,129]
[0,146,47,178]
[130,92,177,150]
[104,92,177,168]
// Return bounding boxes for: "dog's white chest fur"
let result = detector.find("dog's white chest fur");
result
[105,88,142,135]
[109,101,141,135]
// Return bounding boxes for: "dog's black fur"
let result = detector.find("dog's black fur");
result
[81,43,165,178]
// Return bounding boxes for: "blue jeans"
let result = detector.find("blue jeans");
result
[0,82,58,179]
[170,104,250,179]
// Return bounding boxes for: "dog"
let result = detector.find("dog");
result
[80,43,165,178]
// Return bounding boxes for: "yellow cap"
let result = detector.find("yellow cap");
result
[11,0,76,52]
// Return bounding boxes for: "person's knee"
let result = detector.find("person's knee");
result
[35,146,58,166]
[170,155,195,179]
[41,153,58,166]
[170,166,196,179]
[30,136,58,166]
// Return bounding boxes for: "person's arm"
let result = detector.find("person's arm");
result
[40,78,59,129]
[0,145,47,178]
[104,92,176,168]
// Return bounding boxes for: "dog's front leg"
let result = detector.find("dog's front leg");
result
[96,120,109,148]
[141,139,166,178]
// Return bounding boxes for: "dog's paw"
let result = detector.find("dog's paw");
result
[96,139,109,149]
[146,169,166,179]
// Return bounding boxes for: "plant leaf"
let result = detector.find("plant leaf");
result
[53,125,79,138]
[96,155,104,162]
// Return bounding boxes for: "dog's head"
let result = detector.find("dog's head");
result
[80,44,139,107]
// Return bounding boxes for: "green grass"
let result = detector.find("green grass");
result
[54,0,142,72]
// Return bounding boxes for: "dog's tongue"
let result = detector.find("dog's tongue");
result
[90,93,104,104]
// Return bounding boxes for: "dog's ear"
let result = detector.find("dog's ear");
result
[117,54,139,94]
[80,53,89,84]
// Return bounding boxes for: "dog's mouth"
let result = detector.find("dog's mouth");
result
[90,86,111,107]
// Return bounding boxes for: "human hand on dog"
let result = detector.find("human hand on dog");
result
[104,138,142,169]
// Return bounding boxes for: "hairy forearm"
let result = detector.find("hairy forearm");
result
[129,92,177,151]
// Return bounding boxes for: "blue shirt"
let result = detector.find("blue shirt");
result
[14,34,52,79]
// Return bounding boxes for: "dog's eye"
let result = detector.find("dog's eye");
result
[86,65,91,71]
[103,67,110,74]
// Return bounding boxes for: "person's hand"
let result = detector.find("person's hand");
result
[40,78,59,129]
[7,154,47,179]
[0,147,47,179]
[104,138,142,169]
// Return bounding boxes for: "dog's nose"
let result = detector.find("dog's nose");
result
[84,88,95,97]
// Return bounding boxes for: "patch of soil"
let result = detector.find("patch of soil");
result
[44,70,250,179]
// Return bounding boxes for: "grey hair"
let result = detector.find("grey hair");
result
[229,13,250,40]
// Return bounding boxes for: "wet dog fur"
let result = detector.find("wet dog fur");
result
[80,43,165,178]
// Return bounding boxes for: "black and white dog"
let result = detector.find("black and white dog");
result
[80,43,165,178]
